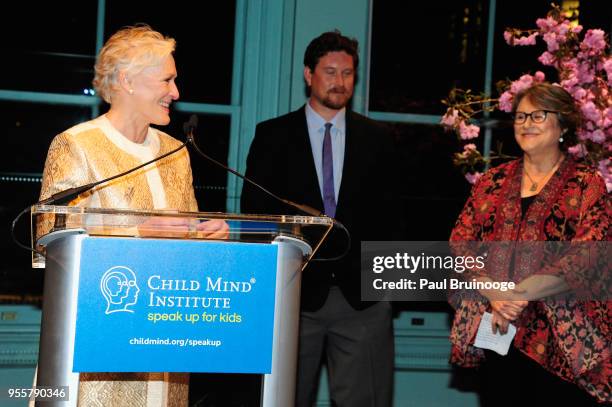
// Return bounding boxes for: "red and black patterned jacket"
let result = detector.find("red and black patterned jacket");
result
[449,157,610,403]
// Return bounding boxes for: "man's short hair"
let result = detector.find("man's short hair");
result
[303,30,359,72]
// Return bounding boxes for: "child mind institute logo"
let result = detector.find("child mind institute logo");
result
[100,266,140,314]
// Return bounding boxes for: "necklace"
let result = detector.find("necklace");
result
[523,155,564,192]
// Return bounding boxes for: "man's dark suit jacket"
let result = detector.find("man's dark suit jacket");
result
[241,106,403,311]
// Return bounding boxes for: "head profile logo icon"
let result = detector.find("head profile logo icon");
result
[100,266,140,314]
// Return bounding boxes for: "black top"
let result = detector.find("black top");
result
[521,195,537,218]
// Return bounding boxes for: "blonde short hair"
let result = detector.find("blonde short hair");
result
[93,24,176,103]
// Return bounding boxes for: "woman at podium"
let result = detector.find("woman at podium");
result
[38,24,226,407]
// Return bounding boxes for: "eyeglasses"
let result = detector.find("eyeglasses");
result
[513,110,558,124]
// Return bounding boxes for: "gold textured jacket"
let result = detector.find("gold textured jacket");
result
[40,115,197,211]
[38,115,198,240]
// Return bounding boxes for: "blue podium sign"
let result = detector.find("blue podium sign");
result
[72,237,278,373]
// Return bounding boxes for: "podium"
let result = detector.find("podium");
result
[31,205,333,406]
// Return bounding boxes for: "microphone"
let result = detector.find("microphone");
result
[183,114,198,139]
[183,114,351,262]
[183,114,323,217]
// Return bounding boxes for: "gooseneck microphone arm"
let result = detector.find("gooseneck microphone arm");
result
[183,114,351,262]
[183,120,322,217]
[11,135,189,253]
[39,141,188,206]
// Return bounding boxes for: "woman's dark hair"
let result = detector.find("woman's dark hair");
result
[303,30,359,72]
[512,83,581,149]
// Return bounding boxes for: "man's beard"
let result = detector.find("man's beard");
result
[322,88,351,110]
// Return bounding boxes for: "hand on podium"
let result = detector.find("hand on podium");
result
[194,218,229,239]
[137,217,229,240]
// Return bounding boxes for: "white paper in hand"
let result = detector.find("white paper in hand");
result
[473,312,516,356]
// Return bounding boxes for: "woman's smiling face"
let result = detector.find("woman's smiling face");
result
[128,54,180,126]
[514,97,563,157]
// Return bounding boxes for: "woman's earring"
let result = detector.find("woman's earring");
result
[559,130,566,143]
[128,89,134,95]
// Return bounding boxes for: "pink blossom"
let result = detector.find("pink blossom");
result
[581,101,601,122]
[570,87,587,101]
[510,74,536,94]
[567,144,587,158]
[571,25,583,34]
[603,58,612,86]
[597,159,612,192]
[536,17,556,31]
[459,121,480,140]
[538,51,556,66]
[534,71,546,82]
[498,91,513,112]
[561,58,578,72]
[543,32,560,52]
[458,143,478,158]
[577,128,597,143]
[514,33,538,46]
[465,172,483,185]
[560,76,578,93]
[587,129,606,144]
[576,63,595,84]
[581,29,607,53]
[554,21,571,38]
[576,50,590,61]
[441,108,459,127]
[503,31,513,45]
[603,117,612,129]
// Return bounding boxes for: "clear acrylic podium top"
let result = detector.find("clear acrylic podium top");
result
[31,204,334,269]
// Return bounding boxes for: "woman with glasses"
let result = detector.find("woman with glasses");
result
[449,83,609,405]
